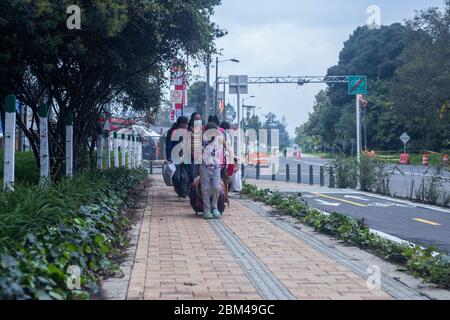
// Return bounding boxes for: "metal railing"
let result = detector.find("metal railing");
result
[149,160,338,189]
[244,162,336,188]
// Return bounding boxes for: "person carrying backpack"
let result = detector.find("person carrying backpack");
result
[165,117,188,162]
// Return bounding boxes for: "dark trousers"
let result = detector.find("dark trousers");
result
[184,163,197,185]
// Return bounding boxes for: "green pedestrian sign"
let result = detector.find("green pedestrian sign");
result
[348,76,367,95]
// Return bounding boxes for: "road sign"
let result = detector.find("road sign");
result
[400,132,411,145]
[400,132,411,154]
[229,75,248,94]
[348,76,367,95]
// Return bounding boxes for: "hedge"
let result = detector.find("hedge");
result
[0,168,147,300]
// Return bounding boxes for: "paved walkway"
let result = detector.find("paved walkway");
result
[126,176,394,300]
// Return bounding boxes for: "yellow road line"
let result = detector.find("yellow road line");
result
[413,218,441,226]
[314,193,368,207]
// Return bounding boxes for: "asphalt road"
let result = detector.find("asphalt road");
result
[299,191,450,253]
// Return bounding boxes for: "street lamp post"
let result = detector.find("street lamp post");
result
[242,96,256,129]
[253,106,262,118]
[205,54,211,122]
[243,105,261,127]
[223,81,227,122]
[214,58,239,117]
[241,96,255,158]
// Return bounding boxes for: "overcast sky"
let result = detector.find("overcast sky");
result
[196,0,445,136]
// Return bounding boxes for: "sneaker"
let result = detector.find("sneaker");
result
[204,212,214,220]
[212,209,221,219]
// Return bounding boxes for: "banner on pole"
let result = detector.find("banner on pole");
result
[170,90,183,104]
[170,60,187,119]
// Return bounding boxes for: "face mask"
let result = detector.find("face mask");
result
[194,120,202,131]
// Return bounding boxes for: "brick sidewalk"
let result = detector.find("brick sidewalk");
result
[126,176,392,300]
[127,177,260,300]
[221,203,391,300]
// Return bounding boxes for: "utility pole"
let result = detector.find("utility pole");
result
[363,107,367,151]
[205,54,211,121]
[223,81,226,122]
[356,96,361,164]
[215,58,239,121]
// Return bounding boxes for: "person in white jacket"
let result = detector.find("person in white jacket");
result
[200,121,233,219]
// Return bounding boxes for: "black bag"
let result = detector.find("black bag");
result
[172,164,190,198]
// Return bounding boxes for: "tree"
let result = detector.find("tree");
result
[245,114,262,132]
[299,1,450,153]
[392,1,450,150]
[187,81,214,120]
[299,23,410,152]
[154,100,173,128]
[303,90,339,148]
[263,112,291,151]
[0,0,221,176]
[295,124,319,153]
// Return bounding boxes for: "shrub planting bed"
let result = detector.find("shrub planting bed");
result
[0,168,147,300]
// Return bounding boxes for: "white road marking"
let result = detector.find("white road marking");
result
[294,160,328,166]
[368,202,417,208]
[344,195,370,201]
[393,204,417,208]
[315,199,341,207]
[368,203,392,208]
[353,191,450,213]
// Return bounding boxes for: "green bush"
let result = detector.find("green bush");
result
[359,155,393,194]
[328,155,393,195]
[328,155,358,189]
[415,165,449,206]
[0,151,39,187]
[0,167,147,299]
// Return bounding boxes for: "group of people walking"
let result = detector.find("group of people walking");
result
[165,113,238,219]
